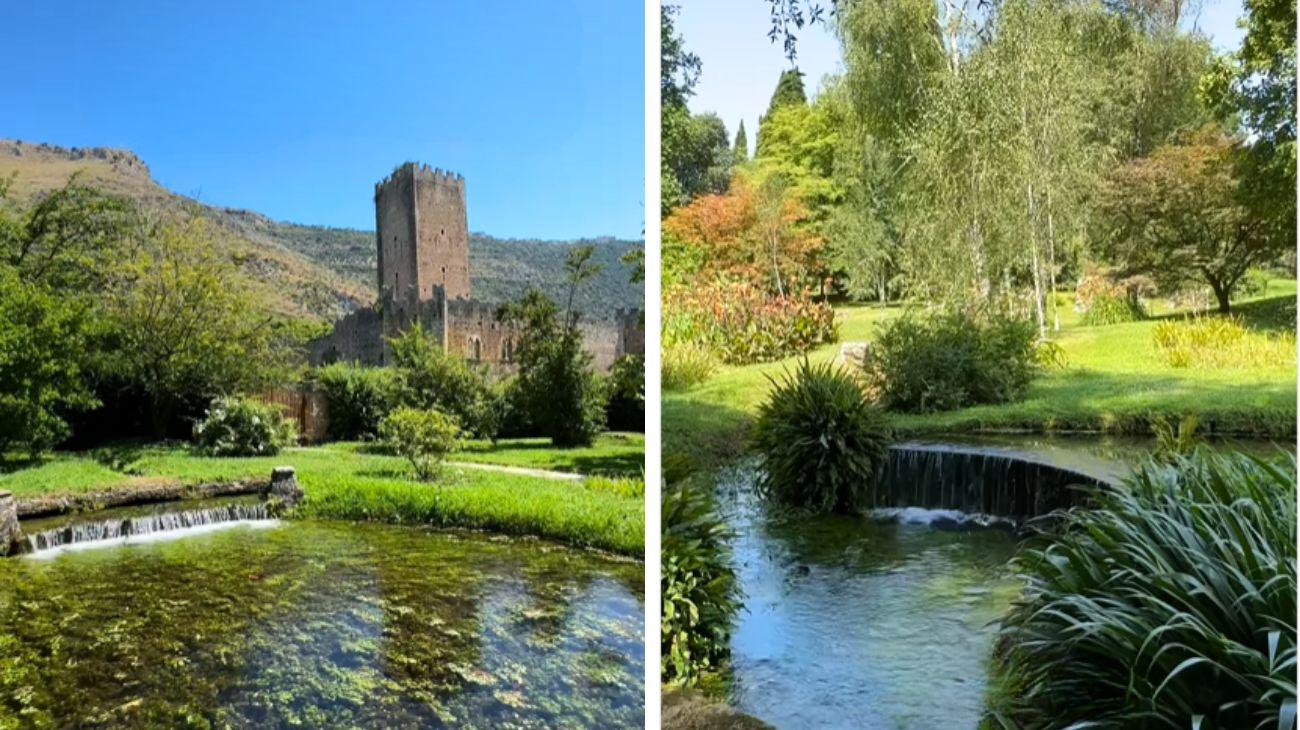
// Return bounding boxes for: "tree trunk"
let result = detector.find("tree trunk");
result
[1211,280,1232,314]
[150,397,173,440]
[1027,183,1046,337]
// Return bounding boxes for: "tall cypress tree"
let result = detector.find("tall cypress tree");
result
[765,68,807,117]
[734,120,749,161]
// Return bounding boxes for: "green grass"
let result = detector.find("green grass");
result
[455,433,644,477]
[0,438,645,555]
[665,285,1297,467]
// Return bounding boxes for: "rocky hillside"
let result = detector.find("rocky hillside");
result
[0,140,644,322]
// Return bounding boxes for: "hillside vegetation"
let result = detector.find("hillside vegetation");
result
[0,140,643,322]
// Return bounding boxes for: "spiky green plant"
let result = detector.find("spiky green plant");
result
[751,358,891,513]
[991,451,1297,730]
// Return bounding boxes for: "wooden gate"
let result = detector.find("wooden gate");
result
[258,386,330,443]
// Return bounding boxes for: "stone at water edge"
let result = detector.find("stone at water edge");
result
[268,467,304,507]
[0,491,19,556]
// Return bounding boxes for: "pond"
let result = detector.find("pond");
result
[717,465,1018,729]
[717,435,1287,729]
[0,515,644,729]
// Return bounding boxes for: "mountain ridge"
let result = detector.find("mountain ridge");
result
[0,139,644,322]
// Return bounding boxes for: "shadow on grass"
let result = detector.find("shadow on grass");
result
[663,398,754,475]
[1147,294,1297,332]
[568,453,645,478]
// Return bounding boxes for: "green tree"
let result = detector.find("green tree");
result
[1098,128,1283,313]
[498,289,606,447]
[1200,0,1296,253]
[563,244,604,327]
[379,406,463,482]
[765,68,808,116]
[663,110,735,215]
[734,120,749,161]
[388,324,498,440]
[0,271,97,454]
[96,217,293,437]
[0,176,134,453]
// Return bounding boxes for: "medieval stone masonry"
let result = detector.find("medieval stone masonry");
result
[308,162,644,371]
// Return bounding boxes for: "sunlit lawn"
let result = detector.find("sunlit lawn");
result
[665,282,1297,465]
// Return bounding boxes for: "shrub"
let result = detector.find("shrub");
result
[663,342,717,391]
[993,451,1296,729]
[751,359,891,513]
[389,325,499,440]
[500,289,607,447]
[870,310,1040,413]
[662,481,741,685]
[1152,315,1297,369]
[665,280,837,365]
[1079,293,1147,326]
[378,407,464,481]
[491,375,533,439]
[192,396,295,457]
[314,363,400,440]
[605,354,645,432]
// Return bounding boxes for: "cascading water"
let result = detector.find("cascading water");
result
[21,501,277,556]
[870,441,1119,523]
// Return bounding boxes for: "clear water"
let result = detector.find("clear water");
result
[718,466,1019,730]
[0,519,644,729]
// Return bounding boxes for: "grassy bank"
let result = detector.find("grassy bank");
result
[0,438,645,556]
[665,284,1296,467]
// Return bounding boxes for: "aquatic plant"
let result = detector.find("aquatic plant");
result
[379,407,463,481]
[662,480,740,685]
[751,359,890,513]
[992,450,1297,729]
[192,396,295,457]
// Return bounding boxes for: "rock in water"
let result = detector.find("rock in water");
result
[0,491,19,556]
[268,467,304,508]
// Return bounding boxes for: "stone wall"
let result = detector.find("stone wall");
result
[307,307,384,366]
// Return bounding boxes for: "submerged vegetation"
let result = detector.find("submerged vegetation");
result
[993,451,1297,729]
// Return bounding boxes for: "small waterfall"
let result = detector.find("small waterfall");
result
[872,442,1112,522]
[23,502,275,556]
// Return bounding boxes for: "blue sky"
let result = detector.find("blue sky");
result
[679,0,1247,145]
[2,0,645,240]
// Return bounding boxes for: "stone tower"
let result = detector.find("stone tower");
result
[374,162,471,335]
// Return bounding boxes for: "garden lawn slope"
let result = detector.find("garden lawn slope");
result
[665,285,1296,466]
[0,439,644,556]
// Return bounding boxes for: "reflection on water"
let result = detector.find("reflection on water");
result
[718,465,1019,730]
[0,520,644,729]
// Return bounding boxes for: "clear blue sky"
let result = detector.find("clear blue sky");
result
[679,0,1246,145]
[2,0,645,240]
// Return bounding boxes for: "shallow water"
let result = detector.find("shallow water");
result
[0,519,644,729]
[718,466,1019,730]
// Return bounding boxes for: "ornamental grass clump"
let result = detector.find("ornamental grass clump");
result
[751,359,891,513]
[993,450,1297,730]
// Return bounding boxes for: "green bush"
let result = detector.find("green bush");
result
[662,481,741,685]
[192,396,295,457]
[1080,292,1147,325]
[378,407,464,481]
[751,359,891,513]
[520,333,607,448]
[389,325,499,440]
[1152,315,1297,369]
[314,363,400,440]
[992,451,1296,730]
[663,342,717,391]
[870,310,1040,413]
[605,354,645,432]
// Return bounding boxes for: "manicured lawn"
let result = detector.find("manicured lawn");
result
[0,436,646,556]
[456,432,644,477]
[665,285,1296,466]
